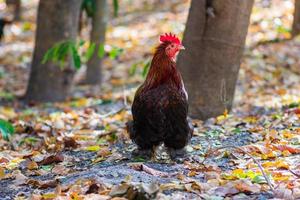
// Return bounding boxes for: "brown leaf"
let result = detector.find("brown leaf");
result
[142,182,159,195]
[51,164,69,175]
[109,183,130,197]
[274,184,294,200]
[97,147,111,157]
[27,161,39,170]
[235,180,261,194]
[86,183,100,194]
[208,186,239,197]
[0,157,9,164]
[64,137,79,149]
[274,145,300,154]
[84,194,110,200]
[26,179,59,189]
[37,153,64,165]
[14,171,27,185]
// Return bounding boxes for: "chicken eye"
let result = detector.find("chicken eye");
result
[170,44,174,48]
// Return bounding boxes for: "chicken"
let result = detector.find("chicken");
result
[127,33,193,158]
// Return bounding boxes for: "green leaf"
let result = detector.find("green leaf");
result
[98,44,105,58]
[252,175,267,184]
[41,165,53,171]
[71,45,81,69]
[142,61,151,77]
[78,39,85,47]
[288,102,299,108]
[113,0,119,17]
[42,41,73,68]
[0,119,14,141]
[84,42,96,61]
[133,156,145,162]
[109,46,123,59]
[0,91,14,101]
[18,136,40,146]
[129,63,138,76]
[232,127,242,134]
[81,0,96,17]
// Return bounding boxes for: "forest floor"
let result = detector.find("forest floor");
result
[1,0,300,199]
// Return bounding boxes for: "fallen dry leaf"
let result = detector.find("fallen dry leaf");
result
[37,153,64,165]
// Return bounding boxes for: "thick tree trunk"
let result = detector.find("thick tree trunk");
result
[25,0,82,102]
[292,0,300,37]
[6,0,21,21]
[177,0,253,119]
[85,0,108,85]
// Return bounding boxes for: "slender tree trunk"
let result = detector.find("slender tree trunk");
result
[25,0,82,102]
[85,0,108,85]
[6,0,21,21]
[292,0,300,37]
[177,0,253,119]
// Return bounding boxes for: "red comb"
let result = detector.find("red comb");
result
[159,33,181,45]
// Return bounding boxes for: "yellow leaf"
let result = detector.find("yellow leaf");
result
[223,109,228,118]
[282,130,294,139]
[0,167,5,179]
[282,150,291,157]
[273,175,290,182]
[188,171,197,177]
[193,144,202,150]
[7,158,24,170]
[275,160,289,170]
[71,192,83,200]
[244,116,257,123]
[232,169,244,176]
[42,193,57,199]
[0,107,17,119]
[261,151,276,159]
[85,145,100,151]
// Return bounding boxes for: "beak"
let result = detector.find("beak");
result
[180,45,185,50]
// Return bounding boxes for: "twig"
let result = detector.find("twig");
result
[288,169,300,178]
[207,145,275,192]
[98,106,125,118]
[129,163,176,178]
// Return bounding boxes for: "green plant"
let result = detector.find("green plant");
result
[0,119,14,141]
[81,0,119,17]
[42,40,123,70]
[42,40,82,69]
[129,59,151,78]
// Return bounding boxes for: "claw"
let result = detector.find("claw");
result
[167,147,187,161]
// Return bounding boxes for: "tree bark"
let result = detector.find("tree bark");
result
[6,0,21,21]
[85,0,108,85]
[177,0,253,119]
[292,0,300,37]
[25,0,82,102]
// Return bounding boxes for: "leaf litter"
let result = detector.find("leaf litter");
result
[1,0,300,199]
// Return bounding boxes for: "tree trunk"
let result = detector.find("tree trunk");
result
[292,0,300,37]
[25,0,82,102]
[6,0,21,21]
[85,0,108,85]
[177,0,253,119]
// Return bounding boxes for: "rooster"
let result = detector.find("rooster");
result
[127,33,193,158]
